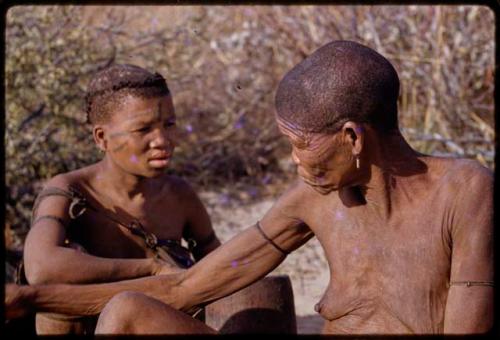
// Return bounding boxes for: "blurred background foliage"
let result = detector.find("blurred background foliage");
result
[5,5,495,261]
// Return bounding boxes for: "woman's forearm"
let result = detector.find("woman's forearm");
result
[26,248,164,285]
[10,222,309,318]
[28,227,283,316]
[30,273,185,316]
[179,222,312,308]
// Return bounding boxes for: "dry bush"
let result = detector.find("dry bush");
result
[5,5,494,268]
[250,5,494,165]
[6,6,106,249]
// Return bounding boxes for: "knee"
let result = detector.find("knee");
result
[95,291,149,334]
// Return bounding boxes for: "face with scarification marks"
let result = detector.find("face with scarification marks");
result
[276,117,364,194]
[93,94,178,178]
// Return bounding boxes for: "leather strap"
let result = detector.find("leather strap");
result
[30,185,195,268]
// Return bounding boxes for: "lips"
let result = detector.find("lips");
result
[149,151,170,160]
[148,151,171,168]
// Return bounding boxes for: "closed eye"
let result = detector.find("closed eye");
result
[164,120,176,128]
[134,126,151,133]
[288,137,307,150]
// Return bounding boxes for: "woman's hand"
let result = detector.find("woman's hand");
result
[151,257,183,276]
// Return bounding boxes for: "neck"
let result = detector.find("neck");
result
[342,129,426,221]
[97,157,153,201]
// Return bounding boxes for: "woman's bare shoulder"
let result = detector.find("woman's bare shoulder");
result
[41,164,99,191]
[153,174,200,202]
[427,157,493,203]
[267,178,317,218]
[438,157,492,184]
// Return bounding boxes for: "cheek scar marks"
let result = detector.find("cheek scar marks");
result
[109,131,131,139]
[128,108,158,121]
[115,106,164,127]
[112,141,127,153]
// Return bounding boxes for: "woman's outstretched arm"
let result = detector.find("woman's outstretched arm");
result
[6,183,313,320]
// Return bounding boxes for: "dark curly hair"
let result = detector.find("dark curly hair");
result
[85,64,170,124]
[275,40,400,133]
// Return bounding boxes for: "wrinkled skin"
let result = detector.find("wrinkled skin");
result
[6,119,493,335]
[20,94,220,334]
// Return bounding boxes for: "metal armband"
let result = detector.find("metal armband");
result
[254,221,289,256]
[449,281,494,287]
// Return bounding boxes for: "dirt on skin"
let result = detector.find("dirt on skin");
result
[199,191,328,334]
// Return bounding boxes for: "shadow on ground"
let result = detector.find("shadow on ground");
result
[296,314,324,334]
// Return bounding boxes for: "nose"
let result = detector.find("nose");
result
[150,127,176,149]
[291,150,300,165]
[297,166,308,179]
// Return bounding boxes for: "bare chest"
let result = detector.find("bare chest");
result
[67,197,186,258]
[318,206,451,280]
[307,200,452,332]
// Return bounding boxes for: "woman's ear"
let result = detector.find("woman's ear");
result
[93,125,106,152]
[341,121,364,156]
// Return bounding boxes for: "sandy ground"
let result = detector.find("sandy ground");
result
[199,191,329,334]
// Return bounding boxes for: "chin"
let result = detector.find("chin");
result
[300,177,337,194]
[310,184,337,195]
[143,168,168,178]
[316,188,335,195]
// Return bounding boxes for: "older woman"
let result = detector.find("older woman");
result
[6,40,493,335]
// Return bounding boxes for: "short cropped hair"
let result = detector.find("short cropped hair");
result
[85,64,170,124]
[275,40,400,133]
